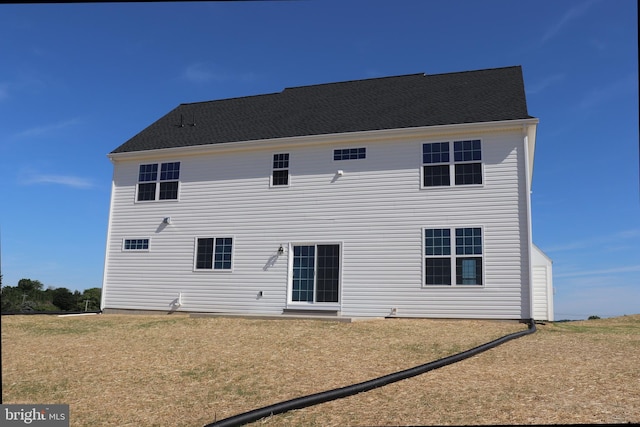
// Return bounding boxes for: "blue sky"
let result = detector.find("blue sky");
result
[0,0,637,319]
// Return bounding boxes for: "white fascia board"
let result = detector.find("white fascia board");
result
[107,118,540,162]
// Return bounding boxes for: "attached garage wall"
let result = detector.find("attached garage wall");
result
[532,244,554,321]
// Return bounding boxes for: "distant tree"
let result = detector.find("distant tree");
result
[0,278,101,313]
[588,315,601,320]
[1,285,22,312]
[78,287,101,311]
[52,287,76,311]
[17,278,44,294]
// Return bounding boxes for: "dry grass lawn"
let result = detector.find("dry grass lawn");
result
[2,313,639,426]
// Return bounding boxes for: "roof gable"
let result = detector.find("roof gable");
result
[111,66,534,154]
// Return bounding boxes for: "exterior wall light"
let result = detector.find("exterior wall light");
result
[278,245,284,255]
[163,217,172,225]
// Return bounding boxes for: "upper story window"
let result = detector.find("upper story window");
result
[454,140,482,185]
[271,153,289,186]
[422,140,482,188]
[137,162,180,201]
[422,142,450,186]
[424,227,483,286]
[334,147,366,160]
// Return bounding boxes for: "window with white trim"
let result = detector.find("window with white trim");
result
[422,140,482,187]
[424,227,483,286]
[137,162,180,201]
[195,237,233,270]
[271,153,289,186]
[123,238,149,251]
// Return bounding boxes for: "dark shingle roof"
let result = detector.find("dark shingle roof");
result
[111,66,533,154]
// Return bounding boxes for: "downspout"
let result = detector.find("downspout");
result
[204,320,536,427]
[100,164,117,312]
[522,123,537,320]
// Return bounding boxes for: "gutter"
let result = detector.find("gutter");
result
[523,123,537,320]
[108,118,540,162]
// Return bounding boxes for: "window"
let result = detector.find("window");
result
[422,140,482,187]
[423,142,450,187]
[424,227,482,286]
[454,140,482,185]
[424,229,451,285]
[137,162,180,201]
[455,227,482,285]
[195,237,233,270]
[334,147,366,160]
[271,153,289,186]
[123,239,149,251]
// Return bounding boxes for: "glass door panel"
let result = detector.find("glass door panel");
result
[291,244,340,303]
[316,244,339,302]
[292,245,315,302]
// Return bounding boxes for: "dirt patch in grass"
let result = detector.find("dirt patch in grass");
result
[2,314,639,426]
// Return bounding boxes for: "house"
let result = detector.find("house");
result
[101,65,554,321]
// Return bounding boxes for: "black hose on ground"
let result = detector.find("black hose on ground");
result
[204,319,536,427]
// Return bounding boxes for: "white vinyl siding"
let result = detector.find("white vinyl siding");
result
[532,244,554,321]
[103,125,532,319]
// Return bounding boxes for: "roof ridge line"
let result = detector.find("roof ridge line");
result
[425,65,521,77]
[282,73,425,91]
[178,73,427,107]
[179,91,281,107]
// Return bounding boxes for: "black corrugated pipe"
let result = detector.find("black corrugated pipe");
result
[204,319,536,427]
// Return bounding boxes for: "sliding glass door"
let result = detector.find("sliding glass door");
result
[291,244,340,303]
